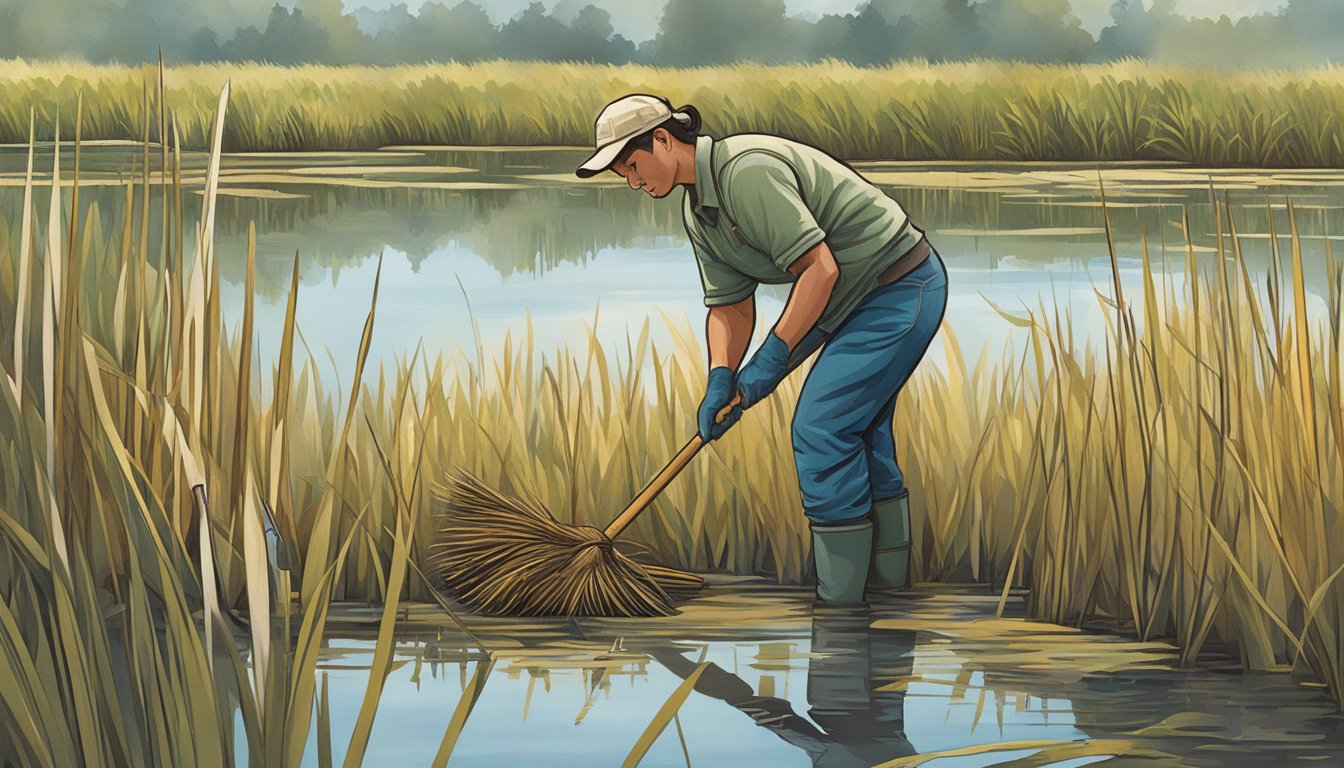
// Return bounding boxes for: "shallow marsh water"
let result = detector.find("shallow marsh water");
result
[2,143,1342,382]
[270,582,1344,767]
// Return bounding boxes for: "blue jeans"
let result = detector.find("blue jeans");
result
[790,247,949,525]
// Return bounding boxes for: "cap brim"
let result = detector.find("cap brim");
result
[575,139,631,178]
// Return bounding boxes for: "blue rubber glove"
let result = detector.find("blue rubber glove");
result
[736,332,790,409]
[698,366,741,442]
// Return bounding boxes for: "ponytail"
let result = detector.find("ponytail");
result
[671,105,702,136]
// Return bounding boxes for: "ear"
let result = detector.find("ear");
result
[652,127,672,151]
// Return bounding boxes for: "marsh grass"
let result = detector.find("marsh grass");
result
[907,186,1344,701]
[2,66,1344,764]
[2,58,1344,163]
[0,72,428,765]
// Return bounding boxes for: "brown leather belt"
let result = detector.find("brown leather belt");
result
[875,235,931,287]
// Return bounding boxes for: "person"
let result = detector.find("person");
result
[575,94,948,604]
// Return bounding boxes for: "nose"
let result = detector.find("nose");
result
[626,173,642,191]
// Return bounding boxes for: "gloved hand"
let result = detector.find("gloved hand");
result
[736,332,790,409]
[698,366,742,441]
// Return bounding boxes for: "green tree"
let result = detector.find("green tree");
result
[642,0,812,65]
[976,0,1093,62]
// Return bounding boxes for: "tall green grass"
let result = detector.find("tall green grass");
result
[2,58,1344,164]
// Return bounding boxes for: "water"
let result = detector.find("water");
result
[4,144,1342,384]
[282,582,1344,767]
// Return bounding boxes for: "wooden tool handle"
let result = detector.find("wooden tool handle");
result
[601,332,830,541]
[603,393,741,539]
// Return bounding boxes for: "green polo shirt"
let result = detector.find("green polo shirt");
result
[683,133,921,333]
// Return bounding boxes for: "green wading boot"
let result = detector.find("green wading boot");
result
[810,519,874,606]
[869,495,911,589]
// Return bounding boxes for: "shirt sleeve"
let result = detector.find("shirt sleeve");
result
[722,152,827,271]
[686,207,756,308]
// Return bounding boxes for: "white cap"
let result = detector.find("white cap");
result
[575,94,688,178]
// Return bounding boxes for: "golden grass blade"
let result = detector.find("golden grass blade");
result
[241,472,272,721]
[343,511,411,767]
[172,115,184,314]
[1098,172,1125,317]
[191,485,221,665]
[40,113,70,578]
[1295,560,1344,664]
[622,647,709,768]
[1286,199,1319,473]
[302,254,383,605]
[183,81,230,437]
[979,293,1035,329]
[11,109,35,404]
[139,81,150,293]
[283,507,362,766]
[429,657,495,768]
[68,90,82,286]
[269,251,301,510]
[158,51,169,268]
[1139,231,1163,373]
[1226,202,1275,375]
[231,222,257,499]
[45,114,63,304]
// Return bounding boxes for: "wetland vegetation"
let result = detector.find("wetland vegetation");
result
[1,65,1343,765]
[1,58,1344,164]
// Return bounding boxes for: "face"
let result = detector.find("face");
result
[610,129,678,198]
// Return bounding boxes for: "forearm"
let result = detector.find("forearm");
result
[706,297,755,370]
[774,241,839,350]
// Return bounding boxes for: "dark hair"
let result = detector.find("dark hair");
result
[617,101,701,164]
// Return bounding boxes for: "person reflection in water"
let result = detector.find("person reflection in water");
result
[651,608,916,766]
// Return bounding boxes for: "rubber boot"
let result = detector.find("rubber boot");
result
[810,519,873,606]
[869,495,911,589]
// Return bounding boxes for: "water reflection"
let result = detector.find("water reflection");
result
[4,145,1342,378]
[289,584,1344,766]
[9,145,1343,286]
[652,607,916,767]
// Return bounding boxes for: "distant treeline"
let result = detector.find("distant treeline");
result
[0,0,1342,69]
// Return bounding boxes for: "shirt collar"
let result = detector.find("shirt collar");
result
[691,134,719,227]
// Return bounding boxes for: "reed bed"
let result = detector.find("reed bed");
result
[1,71,1344,764]
[0,79,434,765]
[2,58,1344,164]
[907,195,1344,696]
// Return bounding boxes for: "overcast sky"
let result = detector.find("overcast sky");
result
[342,0,1290,39]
